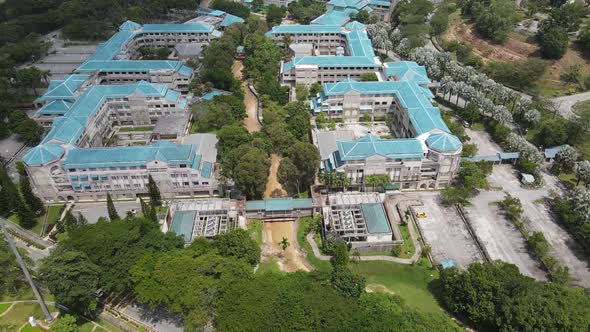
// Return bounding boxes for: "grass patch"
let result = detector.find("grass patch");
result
[573,101,590,160]
[247,219,263,246]
[558,172,582,188]
[21,324,44,332]
[118,126,153,132]
[0,303,11,315]
[349,261,441,313]
[8,214,44,234]
[79,322,95,332]
[296,222,331,273]
[256,257,282,274]
[131,141,146,146]
[471,122,484,131]
[0,302,56,331]
[398,223,416,258]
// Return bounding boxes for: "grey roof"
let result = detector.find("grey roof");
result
[174,43,206,56]
[314,130,355,160]
[153,114,190,137]
[183,133,218,163]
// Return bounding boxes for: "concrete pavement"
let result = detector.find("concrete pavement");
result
[551,91,590,119]
[71,200,142,223]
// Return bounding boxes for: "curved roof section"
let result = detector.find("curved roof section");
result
[22,144,65,165]
[426,133,462,152]
[221,14,245,27]
[384,61,431,85]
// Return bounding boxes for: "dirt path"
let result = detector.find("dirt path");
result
[263,154,286,198]
[231,60,261,132]
[263,221,311,272]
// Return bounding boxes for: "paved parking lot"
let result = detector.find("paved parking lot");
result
[464,194,548,280]
[414,195,484,268]
[466,165,590,286]
[464,127,503,156]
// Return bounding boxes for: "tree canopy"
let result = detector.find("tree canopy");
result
[440,261,590,331]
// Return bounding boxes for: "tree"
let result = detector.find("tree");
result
[295,83,309,101]
[285,101,311,140]
[461,0,517,43]
[212,229,261,266]
[211,0,251,18]
[538,25,568,60]
[351,9,375,24]
[279,237,290,250]
[16,195,36,229]
[331,241,349,268]
[330,266,366,298]
[278,157,302,194]
[440,261,590,332]
[231,147,270,199]
[217,125,252,154]
[63,209,79,232]
[19,169,44,216]
[499,193,523,222]
[147,175,162,207]
[266,5,286,27]
[309,82,322,96]
[49,314,79,332]
[106,193,119,221]
[140,197,158,224]
[286,142,320,188]
[574,160,590,186]
[40,249,101,316]
[553,145,579,174]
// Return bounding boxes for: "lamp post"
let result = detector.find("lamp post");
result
[0,218,53,322]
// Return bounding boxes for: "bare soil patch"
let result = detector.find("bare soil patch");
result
[444,20,538,63]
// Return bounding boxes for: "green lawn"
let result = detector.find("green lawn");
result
[42,204,64,236]
[296,222,331,272]
[0,302,56,331]
[118,126,153,132]
[21,324,44,332]
[0,303,11,315]
[247,219,263,246]
[573,101,590,160]
[398,223,416,258]
[349,261,442,313]
[256,257,282,274]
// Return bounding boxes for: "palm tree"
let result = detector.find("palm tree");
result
[279,237,290,250]
[334,172,351,192]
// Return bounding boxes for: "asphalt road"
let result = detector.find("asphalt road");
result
[71,201,142,223]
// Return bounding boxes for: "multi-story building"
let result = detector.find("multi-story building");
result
[75,60,194,92]
[268,22,382,85]
[22,18,224,202]
[313,129,461,190]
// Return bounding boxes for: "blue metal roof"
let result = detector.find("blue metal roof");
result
[426,133,462,152]
[268,24,343,35]
[36,100,73,116]
[41,81,180,145]
[119,20,141,31]
[36,75,90,102]
[361,203,391,234]
[368,0,390,6]
[312,9,356,26]
[22,144,65,165]
[345,20,366,31]
[337,135,424,160]
[283,56,379,71]
[86,30,135,61]
[76,60,192,77]
[384,61,431,85]
[544,145,567,159]
[63,142,198,169]
[347,29,374,57]
[141,24,214,33]
[201,161,213,178]
[221,14,245,27]
[171,210,196,242]
[245,198,313,211]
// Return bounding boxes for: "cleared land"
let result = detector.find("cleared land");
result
[414,196,484,268]
[443,17,590,96]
